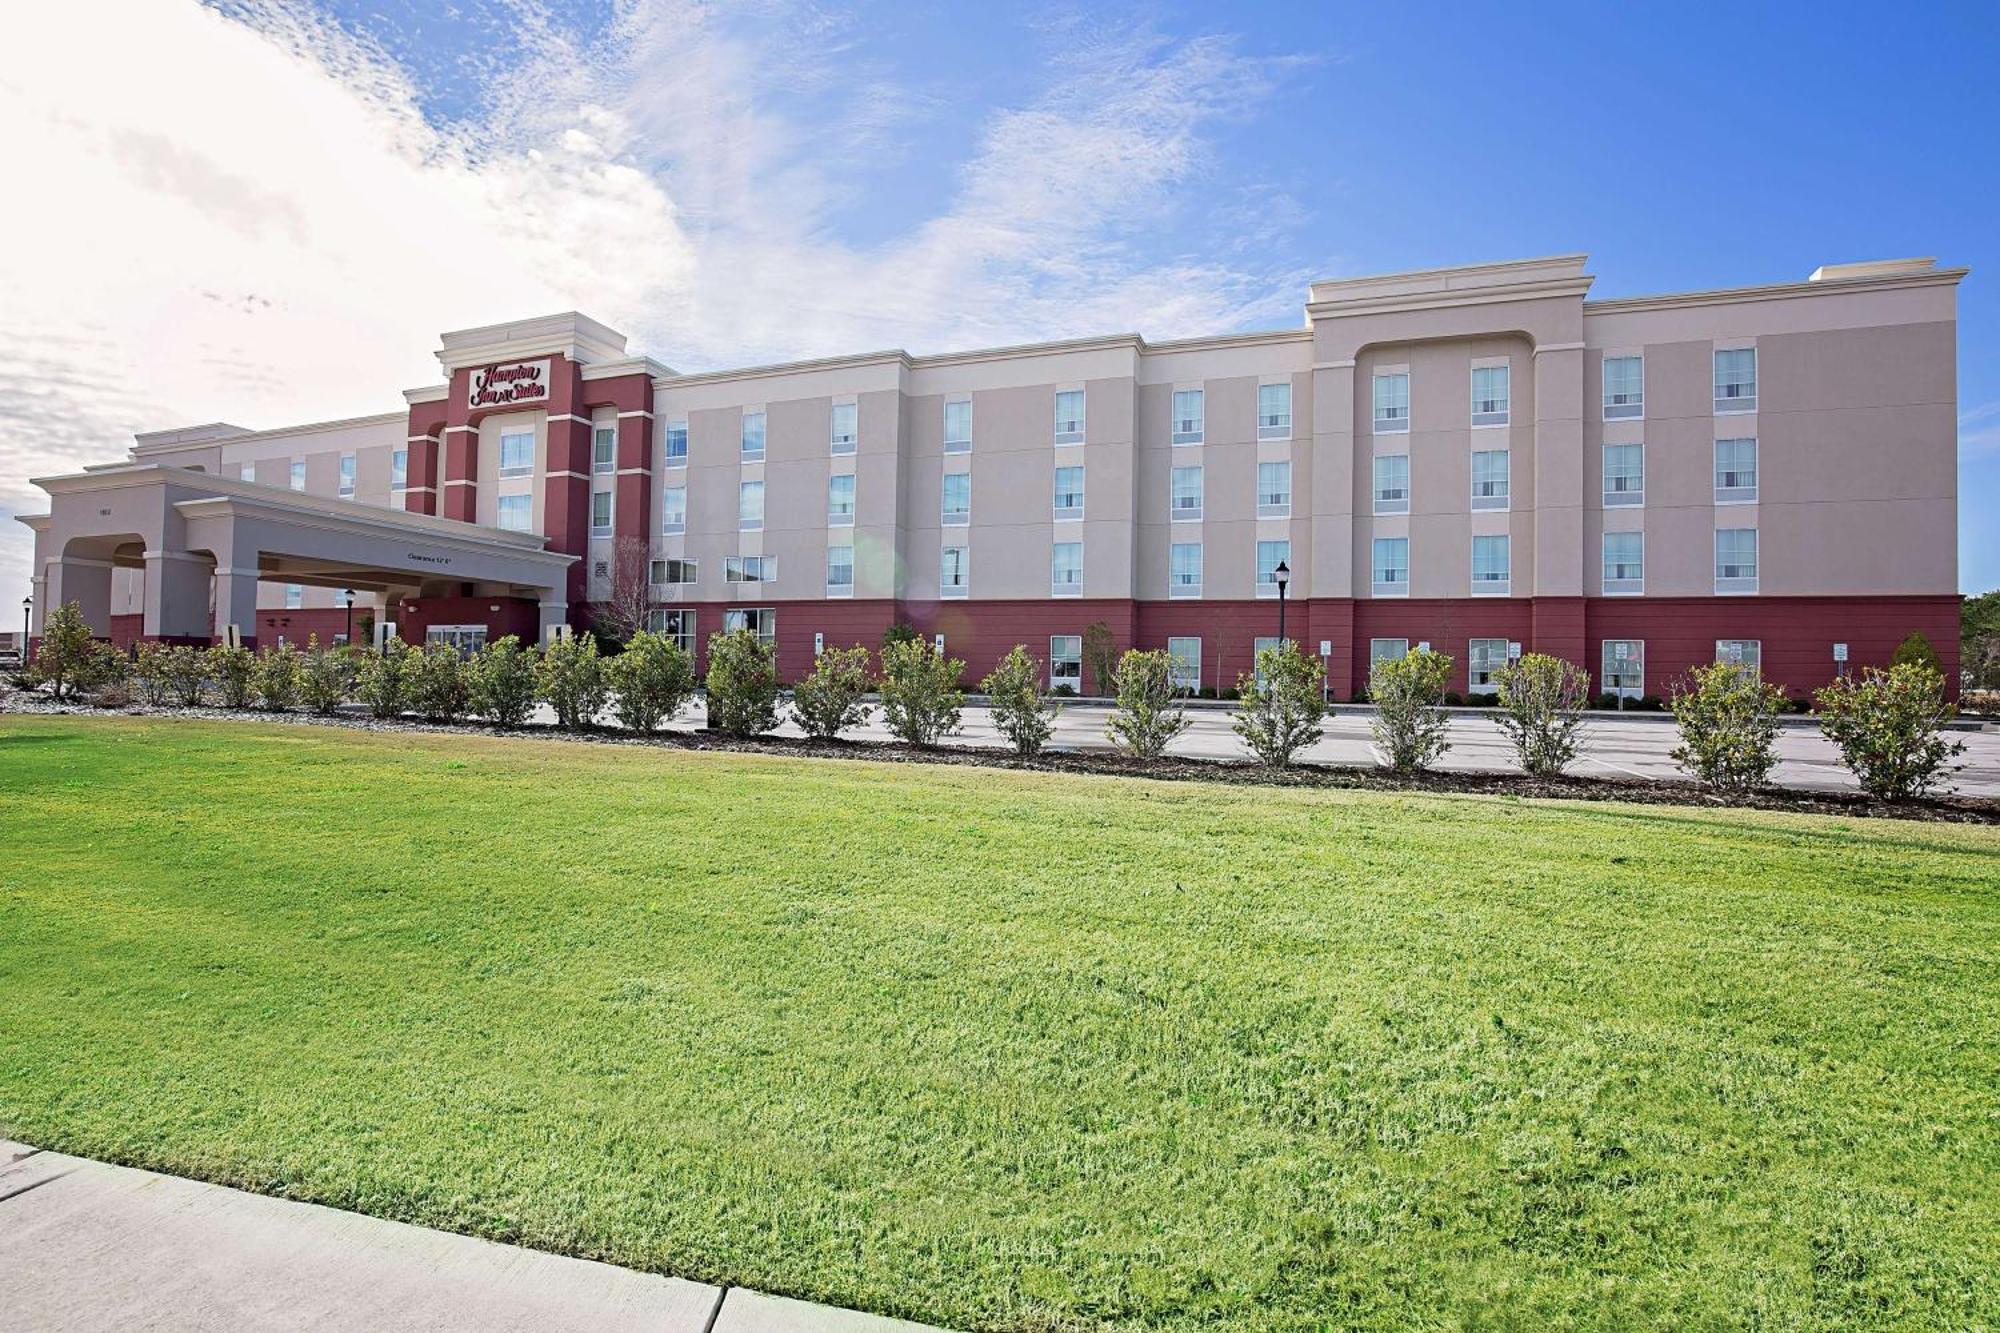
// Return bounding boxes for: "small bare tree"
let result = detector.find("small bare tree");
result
[590,536,659,646]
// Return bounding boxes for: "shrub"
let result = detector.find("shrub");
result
[1052,683,1077,698]
[131,642,172,706]
[1082,621,1117,696]
[1669,662,1787,793]
[1493,653,1592,777]
[790,645,872,741]
[403,641,471,723]
[33,602,95,700]
[354,639,410,719]
[80,642,131,698]
[1231,641,1326,768]
[1105,648,1189,760]
[163,644,208,707]
[298,636,352,715]
[1814,663,1966,800]
[252,642,303,712]
[1369,647,1454,773]
[877,637,965,747]
[468,636,538,726]
[1890,631,1941,675]
[538,633,609,730]
[207,644,257,710]
[704,629,779,737]
[606,630,699,732]
[981,644,1058,757]
[880,621,918,651]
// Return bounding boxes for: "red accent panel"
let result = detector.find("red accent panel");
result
[392,595,541,647]
[606,374,655,546]
[1531,595,1587,668]
[1353,598,1535,698]
[1137,599,1301,695]
[899,598,1137,694]
[404,400,444,517]
[539,359,594,615]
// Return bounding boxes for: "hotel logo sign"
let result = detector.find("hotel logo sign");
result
[468,359,551,411]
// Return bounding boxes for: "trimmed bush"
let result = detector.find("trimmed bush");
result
[207,644,257,710]
[790,645,873,741]
[33,602,95,700]
[1890,631,1941,675]
[1231,641,1326,768]
[81,643,131,704]
[981,644,1058,757]
[1082,621,1118,697]
[403,641,470,723]
[354,639,410,719]
[1493,653,1592,777]
[1815,663,1967,800]
[1105,648,1190,760]
[299,637,352,715]
[606,630,699,732]
[704,629,780,737]
[163,644,209,707]
[1369,647,1454,772]
[537,632,609,730]
[252,642,303,712]
[1669,662,1787,793]
[131,642,172,706]
[880,622,918,651]
[877,637,965,747]
[469,636,538,727]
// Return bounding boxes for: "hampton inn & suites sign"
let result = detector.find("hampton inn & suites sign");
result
[467,359,551,410]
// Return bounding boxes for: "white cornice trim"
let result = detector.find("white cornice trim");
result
[403,385,449,406]
[1533,341,1586,355]
[129,410,404,458]
[1584,266,1969,315]
[1306,274,1595,321]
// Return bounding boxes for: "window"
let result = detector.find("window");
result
[1051,542,1083,596]
[1251,637,1284,689]
[943,399,972,453]
[1053,465,1084,520]
[1716,639,1761,671]
[1166,637,1201,691]
[1372,536,1409,596]
[1471,449,1509,510]
[1054,390,1085,445]
[829,402,858,455]
[941,545,969,598]
[1373,372,1410,433]
[391,449,408,490]
[1471,534,1510,593]
[1257,382,1292,440]
[740,410,766,461]
[738,480,764,531]
[725,607,776,648]
[1171,465,1203,521]
[1603,530,1643,594]
[1714,347,1756,413]
[661,485,686,535]
[591,427,615,475]
[497,493,533,531]
[1169,542,1202,597]
[289,460,305,491]
[1373,454,1409,515]
[1171,388,1204,445]
[725,555,777,584]
[1716,528,1758,592]
[1603,443,1644,507]
[1256,461,1291,517]
[1604,355,1644,420]
[1715,438,1758,503]
[337,453,356,497]
[1468,638,1508,695]
[590,490,612,536]
[1256,539,1290,597]
[665,420,689,465]
[284,583,303,609]
[497,431,535,480]
[1471,365,1510,427]
[826,544,854,594]
[1049,635,1083,691]
[650,558,698,585]
[1370,638,1409,667]
[425,625,487,657]
[1602,640,1644,698]
[828,473,856,526]
[648,609,696,654]
[942,472,970,525]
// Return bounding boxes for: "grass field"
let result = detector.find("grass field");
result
[1,714,1996,1330]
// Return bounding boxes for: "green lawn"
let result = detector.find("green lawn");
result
[1,715,1996,1330]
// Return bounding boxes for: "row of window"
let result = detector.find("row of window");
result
[1367,347,1757,434]
[1367,437,1759,515]
[1367,637,1760,697]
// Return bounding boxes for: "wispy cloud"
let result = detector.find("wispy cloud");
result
[1962,401,2000,459]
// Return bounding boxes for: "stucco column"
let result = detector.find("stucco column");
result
[1531,341,1587,668]
[536,596,570,645]
[212,566,261,648]
[47,555,113,635]
[1309,357,1357,598]
[27,574,47,636]
[142,549,215,640]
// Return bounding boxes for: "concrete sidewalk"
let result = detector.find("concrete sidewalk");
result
[0,1140,949,1332]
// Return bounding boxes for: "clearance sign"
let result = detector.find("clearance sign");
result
[467,359,551,410]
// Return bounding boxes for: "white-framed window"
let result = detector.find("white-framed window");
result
[1169,542,1202,597]
[943,399,972,453]
[826,544,854,595]
[665,420,689,465]
[1716,639,1761,671]
[1602,639,1644,698]
[1051,541,1083,596]
[1716,527,1758,592]
[740,410,767,461]
[942,472,971,525]
[391,448,408,491]
[1049,635,1083,691]
[725,555,777,585]
[1256,461,1292,517]
[499,431,535,479]
[1471,449,1509,511]
[829,401,858,455]
[1171,464,1203,521]
[1370,638,1409,667]
[1373,454,1409,515]
[828,473,856,526]
[284,583,303,609]
[1471,364,1510,427]
[738,479,764,531]
[941,544,969,598]
[1602,530,1643,594]
[497,493,533,532]
[1604,355,1644,420]
[590,489,613,536]
[1257,382,1292,440]
[1471,534,1510,594]
[338,453,356,497]
[1715,438,1758,503]
[1373,372,1410,433]
[1603,443,1644,507]
[289,459,306,491]
[1251,636,1284,689]
[1053,465,1084,520]
[1372,536,1409,596]
[591,427,615,474]
[1468,638,1509,694]
[425,624,487,657]
[1255,539,1290,597]
[1714,347,1757,413]
[661,485,686,535]
[1171,388,1204,445]
[1054,389,1085,445]
[1167,637,1201,691]
[648,608,696,654]
[725,607,776,647]
[651,557,699,586]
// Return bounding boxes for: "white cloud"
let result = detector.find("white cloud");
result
[1962,401,2000,460]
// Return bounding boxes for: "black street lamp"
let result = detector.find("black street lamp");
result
[21,595,30,661]
[343,590,355,647]
[1274,560,1291,645]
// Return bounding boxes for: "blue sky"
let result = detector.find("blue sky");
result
[3,0,1995,603]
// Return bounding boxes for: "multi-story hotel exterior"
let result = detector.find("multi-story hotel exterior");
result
[22,253,1964,698]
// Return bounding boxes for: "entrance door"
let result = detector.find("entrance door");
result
[425,624,488,657]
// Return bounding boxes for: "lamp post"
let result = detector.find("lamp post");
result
[343,590,354,647]
[21,595,30,662]
[1274,560,1290,645]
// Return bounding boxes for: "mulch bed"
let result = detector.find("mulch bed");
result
[5,689,1995,825]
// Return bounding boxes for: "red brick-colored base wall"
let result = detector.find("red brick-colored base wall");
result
[392,596,541,648]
